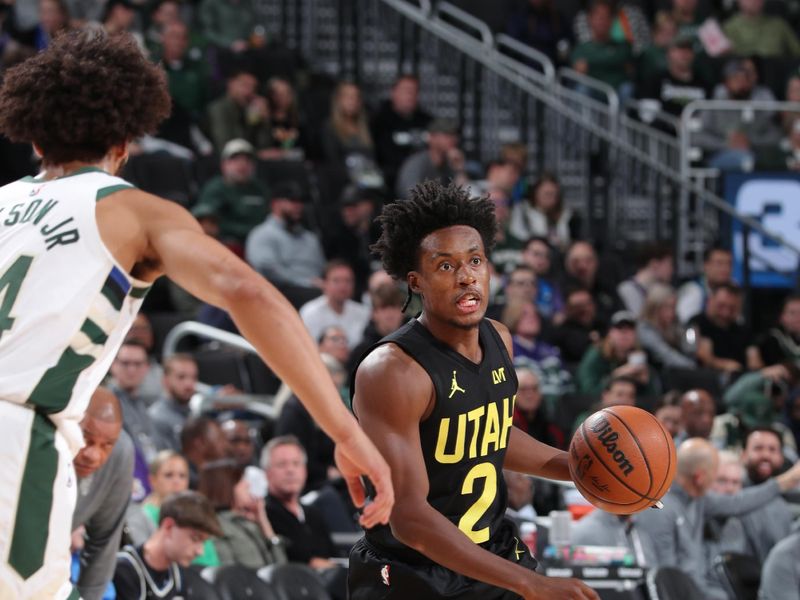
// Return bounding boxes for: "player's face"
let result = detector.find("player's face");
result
[412,225,489,330]
[73,415,121,478]
[150,456,189,499]
[266,444,307,499]
[743,431,783,483]
[164,524,208,566]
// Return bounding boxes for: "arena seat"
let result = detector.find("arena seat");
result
[202,565,280,600]
[646,566,705,600]
[182,566,222,600]
[714,552,760,600]
[123,154,197,207]
[257,563,332,600]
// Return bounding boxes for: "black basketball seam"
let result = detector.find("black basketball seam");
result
[601,408,654,494]
[649,418,675,501]
[579,414,660,503]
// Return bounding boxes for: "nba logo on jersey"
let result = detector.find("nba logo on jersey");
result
[380,564,390,586]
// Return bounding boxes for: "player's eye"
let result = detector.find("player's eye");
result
[471,257,482,266]
[440,262,452,271]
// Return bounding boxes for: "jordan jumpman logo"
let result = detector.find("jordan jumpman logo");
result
[449,370,466,398]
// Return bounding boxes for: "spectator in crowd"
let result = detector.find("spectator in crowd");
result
[738,428,797,562]
[71,388,134,600]
[637,437,800,598]
[102,0,141,41]
[321,81,374,164]
[759,530,800,600]
[263,436,345,598]
[484,159,523,209]
[757,294,800,368]
[576,311,658,398]
[689,283,757,373]
[638,32,708,119]
[192,138,269,249]
[109,340,165,499]
[572,376,638,433]
[505,0,572,64]
[245,180,326,308]
[488,265,538,321]
[550,287,603,364]
[677,388,716,443]
[780,75,800,135]
[32,0,71,51]
[509,173,578,253]
[654,391,683,438]
[148,354,198,452]
[263,77,304,158]
[512,365,565,448]
[636,11,678,90]
[571,0,635,98]
[349,282,407,371]
[573,0,651,54]
[676,246,733,323]
[504,470,537,523]
[199,460,286,569]
[222,419,257,467]
[505,302,573,402]
[322,185,382,297]
[318,326,351,370]
[671,0,705,39]
[759,117,800,170]
[520,237,564,322]
[370,74,432,192]
[617,242,674,317]
[159,19,210,121]
[197,0,255,53]
[784,392,800,455]
[300,260,371,349]
[571,509,659,567]
[144,0,183,55]
[124,313,165,405]
[637,283,696,370]
[395,118,468,199]
[207,69,271,153]
[181,416,231,488]
[562,241,621,327]
[723,0,800,57]
[114,492,224,599]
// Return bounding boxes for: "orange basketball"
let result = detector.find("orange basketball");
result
[568,405,676,515]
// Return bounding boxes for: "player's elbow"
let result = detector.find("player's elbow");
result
[388,504,433,554]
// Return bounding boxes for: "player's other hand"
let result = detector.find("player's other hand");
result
[334,428,395,529]
[523,574,600,600]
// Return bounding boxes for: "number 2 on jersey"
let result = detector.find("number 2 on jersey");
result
[0,255,34,340]
[457,462,497,544]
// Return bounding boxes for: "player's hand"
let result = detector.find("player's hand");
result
[334,428,394,529]
[522,574,600,600]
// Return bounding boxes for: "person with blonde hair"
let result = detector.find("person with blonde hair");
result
[322,81,374,164]
[637,283,695,369]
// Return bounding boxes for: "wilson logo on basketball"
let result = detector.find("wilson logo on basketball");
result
[588,416,634,476]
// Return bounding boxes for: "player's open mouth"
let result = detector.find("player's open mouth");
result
[455,293,481,313]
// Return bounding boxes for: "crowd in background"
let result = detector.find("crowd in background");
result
[2,0,800,598]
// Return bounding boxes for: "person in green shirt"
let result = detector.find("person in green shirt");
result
[192,139,270,249]
[158,20,211,119]
[723,0,800,57]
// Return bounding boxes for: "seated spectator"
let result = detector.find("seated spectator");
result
[158,19,210,121]
[677,388,717,444]
[759,530,800,600]
[370,74,432,192]
[676,246,733,323]
[321,81,374,164]
[573,0,651,54]
[509,173,578,253]
[32,0,71,51]
[263,76,305,159]
[114,492,224,598]
[689,282,756,373]
[321,185,382,297]
[571,0,634,99]
[549,287,603,364]
[200,460,286,569]
[671,0,706,39]
[318,326,351,369]
[144,0,183,55]
[638,32,708,119]
[395,118,468,199]
[781,75,800,135]
[654,390,683,438]
[637,283,696,370]
[192,138,269,250]
[504,470,537,523]
[505,0,571,64]
[561,241,621,327]
[197,0,254,54]
[704,450,749,571]
[488,265,538,321]
[125,313,165,405]
[263,436,345,599]
[617,242,674,317]
[571,509,659,567]
[758,295,800,368]
[148,354,198,452]
[636,11,678,91]
[207,69,271,153]
[572,375,638,433]
[102,0,142,42]
[72,388,134,600]
[300,260,371,350]
[513,365,565,448]
[520,236,564,322]
[723,0,800,58]
[505,302,573,402]
[222,419,257,468]
[181,416,232,488]
[759,117,800,171]
[245,181,325,308]
[576,311,658,398]
[349,282,407,372]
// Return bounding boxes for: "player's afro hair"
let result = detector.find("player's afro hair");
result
[0,29,171,165]
[372,180,497,281]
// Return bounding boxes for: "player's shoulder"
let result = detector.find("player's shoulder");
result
[357,342,426,382]
[485,318,513,354]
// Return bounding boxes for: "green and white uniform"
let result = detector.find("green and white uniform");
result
[0,168,149,599]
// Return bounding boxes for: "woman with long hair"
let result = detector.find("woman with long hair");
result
[508,172,580,250]
[321,81,374,164]
[637,283,696,369]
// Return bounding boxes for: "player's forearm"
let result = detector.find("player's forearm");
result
[390,504,531,596]
[504,427,571,480]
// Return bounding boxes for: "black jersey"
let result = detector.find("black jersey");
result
[351,318,518,565]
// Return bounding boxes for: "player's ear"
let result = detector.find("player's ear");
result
[407,272,422,294]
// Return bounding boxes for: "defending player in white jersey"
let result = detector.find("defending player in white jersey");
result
[0,29,393,599]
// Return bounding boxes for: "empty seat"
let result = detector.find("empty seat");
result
[257,563,332,600]
[123,154,197,207]
[182,567,222,600]
[714,552,760,600]
[646,566,705,600]
[202,565,279,600]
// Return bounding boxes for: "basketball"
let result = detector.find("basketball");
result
[568,405,677,515]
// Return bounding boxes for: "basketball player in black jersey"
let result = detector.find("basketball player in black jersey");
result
[348,181,598,599]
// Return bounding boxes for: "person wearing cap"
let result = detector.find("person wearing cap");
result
[192,138,269,250]
[637,31,709,118]
[245,180,326,308]
[114,491,224,599]
[576,310,659,399]
[394,117,468,199]
[723,0,800,58]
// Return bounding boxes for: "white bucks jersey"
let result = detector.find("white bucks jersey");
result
[0,167,150,442]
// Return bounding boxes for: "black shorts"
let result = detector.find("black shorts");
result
[348,519,537,599]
